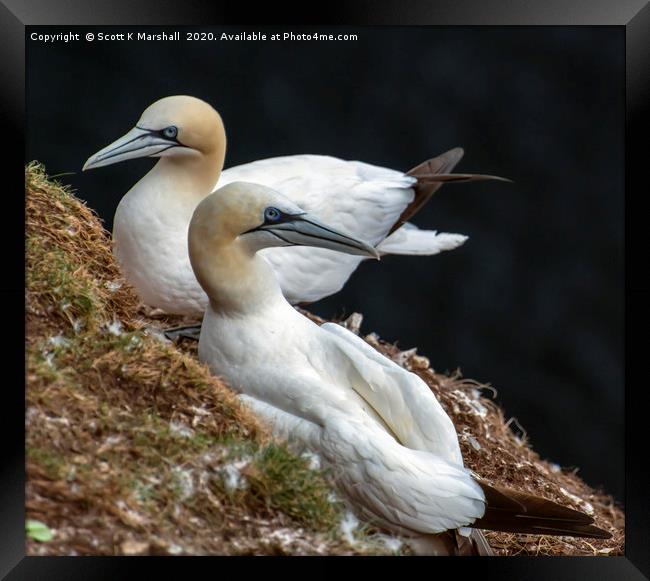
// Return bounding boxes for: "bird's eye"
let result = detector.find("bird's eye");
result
[264,207,281,222]
[162,126,178,139]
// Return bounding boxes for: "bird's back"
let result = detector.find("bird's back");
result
[219,154,416,243]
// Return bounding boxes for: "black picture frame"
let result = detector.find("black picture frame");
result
[5,0,649,578]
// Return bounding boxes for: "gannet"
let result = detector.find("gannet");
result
[83,95,508,316]
[189,182,609,555]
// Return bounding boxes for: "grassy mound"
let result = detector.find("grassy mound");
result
[26,163,377,556]
[25,163,624,556]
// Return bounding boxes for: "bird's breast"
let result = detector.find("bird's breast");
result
[112,186,207,315]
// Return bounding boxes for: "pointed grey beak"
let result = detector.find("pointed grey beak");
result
[82,126,179,171]
[259,213,380,259]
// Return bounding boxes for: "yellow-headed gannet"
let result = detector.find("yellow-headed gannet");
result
[188,182,609,555]
[83,95,508,316]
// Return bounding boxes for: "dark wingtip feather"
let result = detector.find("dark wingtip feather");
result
[472,520,612,539]
[414,173,512,184]
[390,148,508,234]
[389,149,464,234]
[472,482,611,539]
[406,147,465,178]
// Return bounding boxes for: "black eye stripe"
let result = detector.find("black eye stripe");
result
[262,208,303,226]
[135,124,181,144]
[242,209,306,235]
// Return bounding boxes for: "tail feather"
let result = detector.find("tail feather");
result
[377,223,467,256]
[390,147,509,234]
[471,482,611,539]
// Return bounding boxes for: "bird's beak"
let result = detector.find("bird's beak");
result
[82,126,178,171]
[259,213,380,259]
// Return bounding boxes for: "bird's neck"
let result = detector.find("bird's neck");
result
[190,236,287,316]
[138,147,225,203]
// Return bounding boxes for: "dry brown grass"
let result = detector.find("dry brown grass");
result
[356,334,624,555]
[26,162,377,556]
[25,163,624,556]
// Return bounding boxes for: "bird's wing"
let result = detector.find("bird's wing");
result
[320,413,485,534]
[218,153,484,304]
[219,155,417,304]
[219,154,416,245]
[239,388,485,535]
[220,151,507,243]
[320,321,464,465]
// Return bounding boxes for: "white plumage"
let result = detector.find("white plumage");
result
[191,182,487,545]
[82,97,605,553]
[225,322,486,537]
[218,155,467,304]
[83,97,490,315]
[111,154,465,313]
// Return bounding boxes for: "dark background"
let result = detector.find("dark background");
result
[26,26,624,501]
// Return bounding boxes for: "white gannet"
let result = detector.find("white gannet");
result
[83,95,508,316]
[188,182,609,555]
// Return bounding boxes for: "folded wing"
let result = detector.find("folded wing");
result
[321,321,464,466]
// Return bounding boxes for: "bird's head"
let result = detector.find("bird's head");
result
[189,182,380,260]
[83,95,226,171]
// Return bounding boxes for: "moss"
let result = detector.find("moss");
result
[247,443,342,530]
[27,448,65,481]
[28,245,100,319]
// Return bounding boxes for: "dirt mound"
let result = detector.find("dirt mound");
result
[25,163,623,556]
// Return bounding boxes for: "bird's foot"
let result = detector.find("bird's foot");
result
[137,303,169,319]
[163,324,202,343]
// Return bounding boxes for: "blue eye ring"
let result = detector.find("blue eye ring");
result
[264,207,281,222]
[162,126,178,139]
